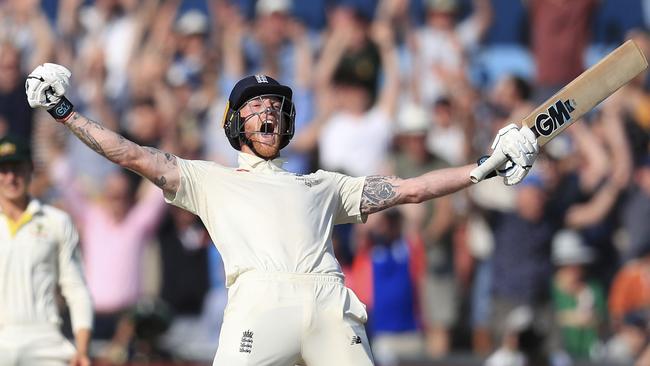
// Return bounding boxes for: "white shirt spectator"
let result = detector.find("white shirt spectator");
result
[415,17,482,106]
[427,122,466,166]
[318,107,393,176]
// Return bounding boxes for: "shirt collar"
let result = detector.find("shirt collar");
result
[237,152,287,173]
[0,198,43,216]
[25,199,43,215]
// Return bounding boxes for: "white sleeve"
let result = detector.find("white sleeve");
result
[57,214,93,333]
[164,158,212,216]
[330,172,368,225]
[457,17,481,49]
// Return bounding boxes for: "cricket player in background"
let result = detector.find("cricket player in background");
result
[0,135,93,366]
[25,63,538,365]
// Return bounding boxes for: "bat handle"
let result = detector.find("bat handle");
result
[470,150,508,183]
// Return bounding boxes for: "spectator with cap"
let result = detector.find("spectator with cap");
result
[542,109,631,289]
[550,229,607,361]
[387,102,459,358]
[484,306,532,366]
[426,96,468,166]
[601,310,650,364]
[168,9,211,92]
[0,135,93,366]
[242,0,307,85]
[486,174,559,360]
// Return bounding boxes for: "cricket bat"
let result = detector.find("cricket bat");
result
[470,40,648,183]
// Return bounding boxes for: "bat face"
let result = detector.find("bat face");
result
[531,98,577,139]
[524,40,647,147]
[470,39,648,183]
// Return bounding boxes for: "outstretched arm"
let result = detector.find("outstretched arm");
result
[360,165,474,215]
[64,112,180,196]
[25,63,180,197]
[359,121,542,215]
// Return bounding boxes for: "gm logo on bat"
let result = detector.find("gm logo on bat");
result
[534,99,577,137]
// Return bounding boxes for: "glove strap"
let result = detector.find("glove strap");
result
[477,155,497,179]
[48,96,74,122]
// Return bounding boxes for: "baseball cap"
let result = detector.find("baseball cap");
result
[256,0,291,16]
[227,75,293,111]
[426,0,458,12]
[396,103,430,135]
[0,135,31,164]
[332,42,380,95]
[544,135,574,161]
[551,230,595,266]
[504,305,533,333]
[175,10,209,36]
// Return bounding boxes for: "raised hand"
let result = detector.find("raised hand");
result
[491,124,539,185]
[25,63,74,120]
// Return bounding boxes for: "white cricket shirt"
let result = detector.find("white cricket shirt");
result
[165,152,367,286]
[0,200,93,332]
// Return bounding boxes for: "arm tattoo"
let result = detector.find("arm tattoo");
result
[68,114,106,155]
[144,147,178,166]
[66,113,178,191]
[153,176,167,188]
[143,147,178,190]
[360,175,401,215]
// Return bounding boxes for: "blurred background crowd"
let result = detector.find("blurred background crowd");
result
[2,0,650,365]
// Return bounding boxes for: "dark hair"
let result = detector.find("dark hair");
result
[511,76,531,101]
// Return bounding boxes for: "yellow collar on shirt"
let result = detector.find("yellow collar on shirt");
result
[237,152,287,172]
[6,211,33,237]
[1,199,41,237]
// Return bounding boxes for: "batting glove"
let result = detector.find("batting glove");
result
[490,124,539,185]
[25,63,74,121]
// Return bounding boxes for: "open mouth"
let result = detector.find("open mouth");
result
[260,122,275,135]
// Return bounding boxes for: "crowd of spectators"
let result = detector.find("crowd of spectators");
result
[2,0,650,365]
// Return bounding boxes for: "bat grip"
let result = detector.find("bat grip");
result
[470,150,508,183]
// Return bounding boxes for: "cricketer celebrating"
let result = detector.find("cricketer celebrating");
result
[26,63,538,365]
[0,135,93,366]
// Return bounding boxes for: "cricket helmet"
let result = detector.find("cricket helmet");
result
[222,75,295,150]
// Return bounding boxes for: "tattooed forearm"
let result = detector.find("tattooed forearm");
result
[63,112,181,193]
[67,113,106,155]
[360,175,402,215]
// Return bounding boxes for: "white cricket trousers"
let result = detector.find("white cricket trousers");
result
[0,324,76,366]
[212,271,375,366]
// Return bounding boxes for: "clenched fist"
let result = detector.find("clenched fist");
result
[25,63,74,121]
[490,123,539,185]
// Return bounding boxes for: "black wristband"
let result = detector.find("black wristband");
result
[48,96,74,121]
[477,155,497,179]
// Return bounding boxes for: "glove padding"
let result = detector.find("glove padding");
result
[25,63,71,109]
[490,123,538,185]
